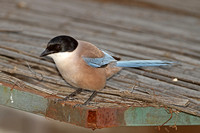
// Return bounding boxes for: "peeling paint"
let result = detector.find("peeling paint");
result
[0,84,48,115]
[10,92,14,103]
[124,107,200,126]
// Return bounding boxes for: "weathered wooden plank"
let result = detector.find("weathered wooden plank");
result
[138,0,200,15]
[0,4,199,62]
[1,0,200,47]
[25,0,200,41]
[0,33,198,96]
[0,34,200,100]
[0,0,200,127]
[0,47,195,104]
[1,28,200,77]
[0,71,194,114]
[0,15,197,67]
[1,43,199,101]
[1,54,199,111]
[0,48,54,68]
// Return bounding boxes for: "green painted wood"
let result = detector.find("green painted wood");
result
[125,107,200,126]
[0,85,48,115]
[0,84,200,127]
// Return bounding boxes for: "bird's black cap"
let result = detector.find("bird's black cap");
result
[40,35,78,57]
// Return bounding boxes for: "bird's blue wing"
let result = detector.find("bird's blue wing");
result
[83,51,116,68]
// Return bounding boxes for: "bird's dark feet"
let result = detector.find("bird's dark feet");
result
[55,88,83,103]
[73,91,97,108]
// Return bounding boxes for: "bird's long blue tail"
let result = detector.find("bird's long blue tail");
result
[116,60,174,67]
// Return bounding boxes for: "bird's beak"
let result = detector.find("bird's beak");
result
[40,49,54,57]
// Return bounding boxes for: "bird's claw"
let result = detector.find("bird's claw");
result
[73,104,83,108]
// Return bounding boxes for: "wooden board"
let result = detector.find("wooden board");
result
[0,0,200,128]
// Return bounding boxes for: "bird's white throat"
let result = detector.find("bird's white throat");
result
[48,52,73,63]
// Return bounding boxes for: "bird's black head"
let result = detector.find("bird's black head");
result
[40,35,78,57]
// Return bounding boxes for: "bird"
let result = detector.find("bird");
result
[40,35,174,105]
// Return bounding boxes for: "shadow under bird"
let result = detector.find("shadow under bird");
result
[40,35,174,105]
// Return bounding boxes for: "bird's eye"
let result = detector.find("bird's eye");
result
[55,44,61,51]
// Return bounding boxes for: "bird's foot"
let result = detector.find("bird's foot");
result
[73,91,97,108]
[54,88,83,103]
[73,103,84,108]
[55,96,71,102]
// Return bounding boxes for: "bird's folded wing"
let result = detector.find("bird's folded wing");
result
[83,51,116,67]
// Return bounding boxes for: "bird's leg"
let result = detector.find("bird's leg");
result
[58,88,82,102]
[73,91,97,107]
[65,88,83,99]
[82,91,97,105]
